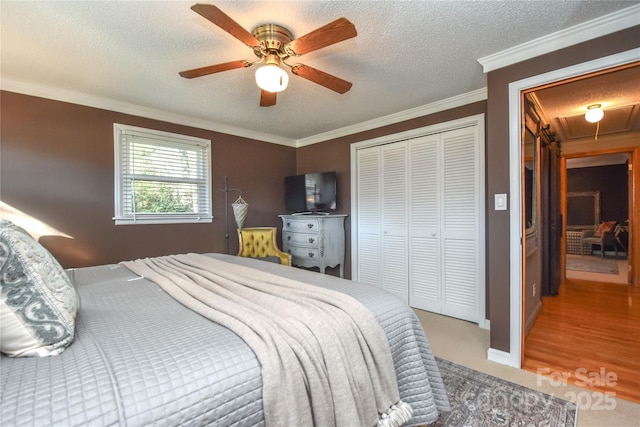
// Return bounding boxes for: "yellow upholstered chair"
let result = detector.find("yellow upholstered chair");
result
[237,227,291,266]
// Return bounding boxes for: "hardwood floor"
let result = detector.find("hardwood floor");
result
[523,276,640,403]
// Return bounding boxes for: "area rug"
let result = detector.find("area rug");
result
[566,255,618,275]
[430,358,577,427]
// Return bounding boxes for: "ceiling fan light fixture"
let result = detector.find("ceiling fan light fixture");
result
[255,59,289,93]
[180,5,357,106]
[585,104,604,123]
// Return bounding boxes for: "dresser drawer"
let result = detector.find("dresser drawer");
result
[282,218,320,233]
[284,231,319,247]
[287,246,321,260]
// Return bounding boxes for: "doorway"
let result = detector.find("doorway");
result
[564,153,630,286]
[505,50,640,369]
[520,65,640,401]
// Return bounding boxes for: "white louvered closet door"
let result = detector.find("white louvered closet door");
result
[440,127,481,322]
[408,134,441,313]
[354,121,482,323]
[381,142,409,303]
[356,147,382,288]
[408,127,480,322]
[355,143,409,303]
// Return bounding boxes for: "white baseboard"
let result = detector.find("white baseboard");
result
[479,318,490,330]
[487,348,517,367]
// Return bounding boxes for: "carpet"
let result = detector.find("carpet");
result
[566,255,618,275]
[430,358,577,427]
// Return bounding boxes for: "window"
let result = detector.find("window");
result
[113,124,212,225]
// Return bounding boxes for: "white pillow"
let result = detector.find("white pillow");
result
[0,220,78,357]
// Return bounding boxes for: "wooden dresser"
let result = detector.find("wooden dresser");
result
[279,214,347,277]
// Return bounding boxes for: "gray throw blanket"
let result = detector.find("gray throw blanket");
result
[122,254,412,427]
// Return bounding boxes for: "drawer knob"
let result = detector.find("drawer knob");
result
[287,236,291,240]
[307,223,314,229]
[308,252,315,258]
[308,237,315,243]
[287,222,290,227]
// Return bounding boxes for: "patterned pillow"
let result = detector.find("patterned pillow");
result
[0,220,78,357]
[594,221,616,237]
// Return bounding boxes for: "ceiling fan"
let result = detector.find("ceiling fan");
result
[179,4,357,107]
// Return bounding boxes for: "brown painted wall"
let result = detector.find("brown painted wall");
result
[486,26,640,352]
[296,101,488,280]
[1,91,297,268]
[567,164,628,224]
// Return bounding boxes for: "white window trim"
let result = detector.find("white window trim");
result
[113,123,212,225]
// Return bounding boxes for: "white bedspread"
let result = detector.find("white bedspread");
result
[123,253,413,427]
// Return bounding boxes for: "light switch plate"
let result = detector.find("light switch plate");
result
[495,193,507,211]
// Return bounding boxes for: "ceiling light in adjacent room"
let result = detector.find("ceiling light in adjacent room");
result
[585,104,604,123]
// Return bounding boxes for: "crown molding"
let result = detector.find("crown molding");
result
[1,77,487,149]
[0,79,297,147]
[295,88,488,147]
[478,4,640,73]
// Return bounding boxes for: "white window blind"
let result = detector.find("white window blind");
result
[113,124,212,225]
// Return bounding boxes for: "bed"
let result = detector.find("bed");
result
[0,222,449,426]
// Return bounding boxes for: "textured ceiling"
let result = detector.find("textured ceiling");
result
[1,1,639,144]
[532,65,640,142]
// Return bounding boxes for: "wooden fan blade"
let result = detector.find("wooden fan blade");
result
[285,17,356,56]
[179,60,252,79]
[291,64,352,94]
[191,4,261,48]
[260,90,277,107]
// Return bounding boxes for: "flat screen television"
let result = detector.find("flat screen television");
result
[285,172,337,213]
